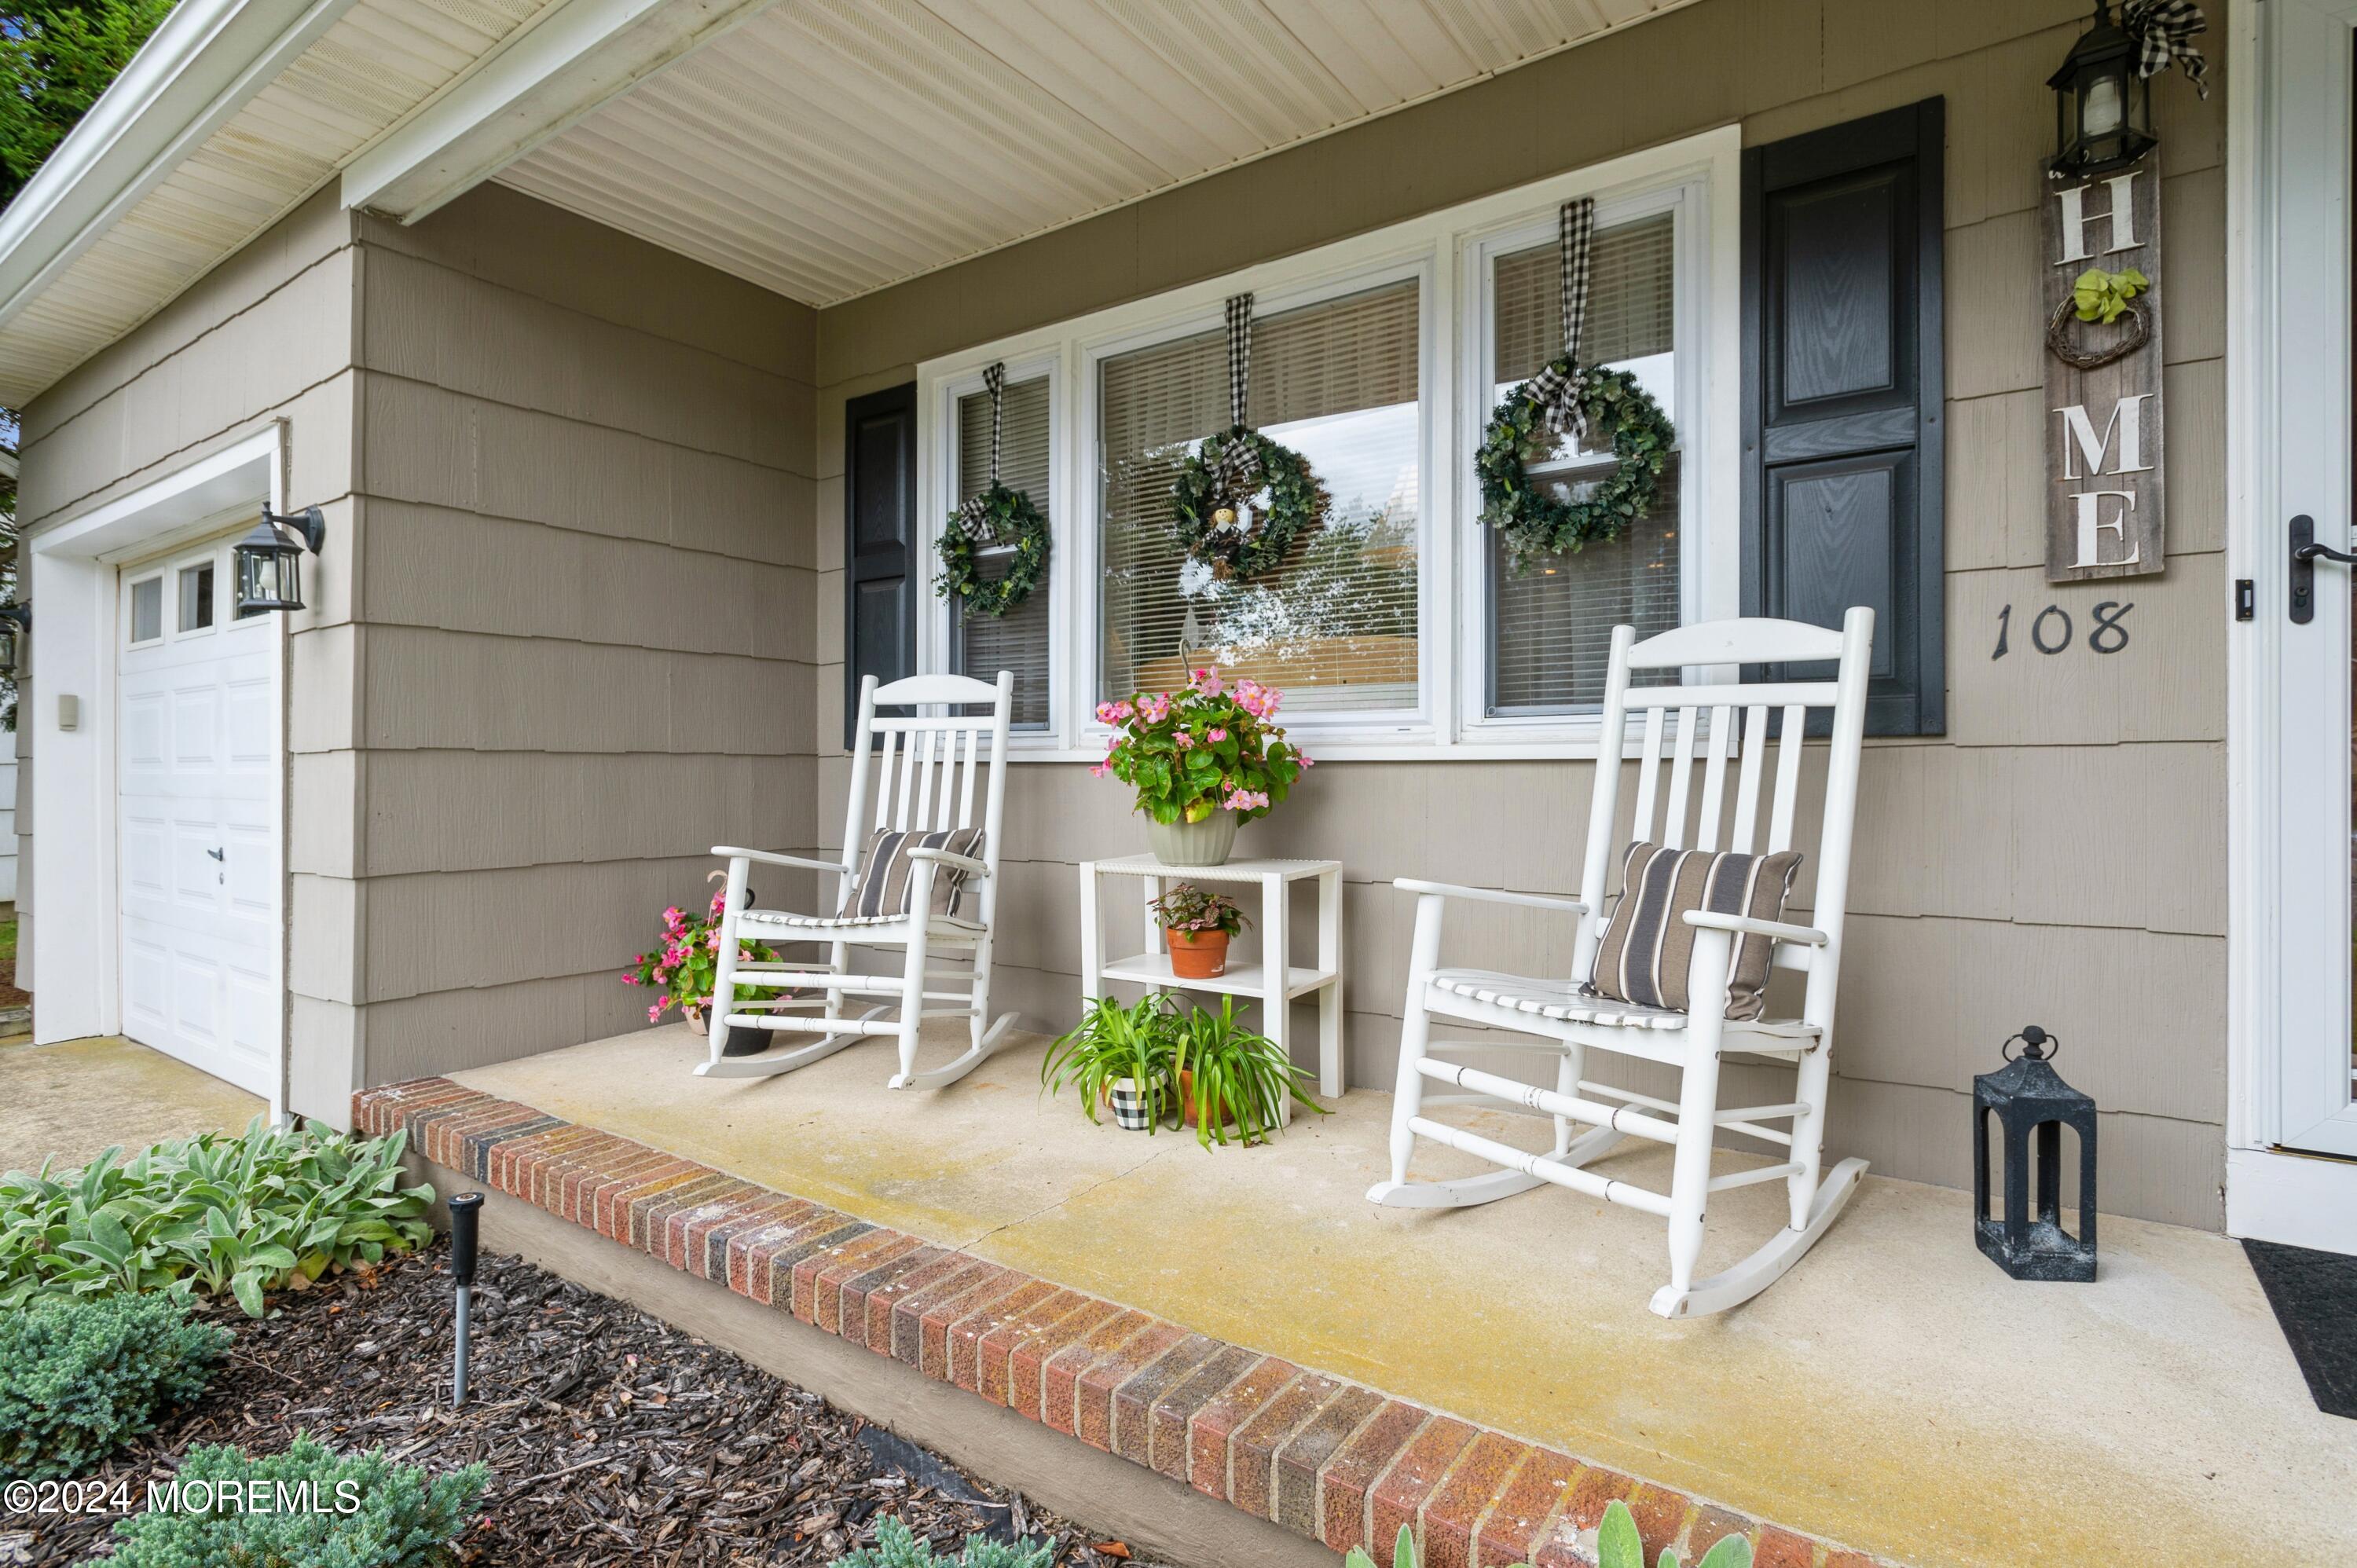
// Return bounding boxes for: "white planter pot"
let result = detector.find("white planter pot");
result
[1147,811,1238,866]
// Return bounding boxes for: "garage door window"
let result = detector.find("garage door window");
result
[128,577,164,645]
[178,564,214,633]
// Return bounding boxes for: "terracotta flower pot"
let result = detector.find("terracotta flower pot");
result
[1167,928,1230,979]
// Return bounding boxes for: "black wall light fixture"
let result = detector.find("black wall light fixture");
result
[235,505,326,614]
[2048,2,2157,180]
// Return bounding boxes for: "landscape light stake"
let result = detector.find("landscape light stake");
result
[448,1192,483,1407]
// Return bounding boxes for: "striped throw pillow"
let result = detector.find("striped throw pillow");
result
[852,827,987,920]
[1584,841,1804,1020]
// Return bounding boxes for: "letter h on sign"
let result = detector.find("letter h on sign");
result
[2044,166,2165,581]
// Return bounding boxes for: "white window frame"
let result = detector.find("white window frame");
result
[919,350,1071,742]
[124,570,167,649]
[913,123,1741,761]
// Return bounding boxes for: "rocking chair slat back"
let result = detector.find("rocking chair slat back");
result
[1578,610,1875,1024]
[841,671,1017,909]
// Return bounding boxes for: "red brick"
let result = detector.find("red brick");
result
[1558,1466,1636,1533]
[1628,1486,1692,1564]
[631,1172,737,1251]
[1824,1552,1881,1568]
[1231,1371,1343,1519]
[712,1200,814,1288]
[1685,1507,1751,1560]
[765,1219,873,1307]
[1042,1310,1157,1437]
[1419,1432,1530,1568]
[437,1101,530,1167]
[597,1161,704,1240]
[1146,1343,1261,1480]
[1008,1298,1121,1420]
[513,1127,604,1207]
[917,1268,1028,1379]
[1187,1356,1299,1498]
[1754,1525,1816,1568]
[1474,1449,1580,1568]
[366,1080,470,1137]
[488,1122,573,1192]
[584,1153,687,1234]
[560,1141,663,1223]
[414,1101,505,1167]
[690,1195,795,1279]
[948,1279,1058,1393]
[1274,1384,1383,1538]
[892,1261,1011,1368]
[1109,1333,1222,1464]
[867,1254,983,1354]
[733,1208,843,1304]
[664,1188,764,1271]
[1319,1401,1430,1553]
[1369,1416,1478,1559]
[840,1244,951,1349]
[800,1230,924,1331]
[1074,1321,1187,1451]
[977,1288,1094,1406]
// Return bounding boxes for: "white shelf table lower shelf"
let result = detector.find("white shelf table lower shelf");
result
[1076,852,1346,1098]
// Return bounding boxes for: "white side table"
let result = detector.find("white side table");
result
[1076,854,1345,1098]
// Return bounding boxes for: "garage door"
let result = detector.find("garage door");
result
[118,538,279,1097]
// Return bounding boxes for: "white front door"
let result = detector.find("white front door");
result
[116,540,280,1097]
[2263,0,2357,1160]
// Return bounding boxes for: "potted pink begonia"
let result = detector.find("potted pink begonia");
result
[1093,667,1311,866]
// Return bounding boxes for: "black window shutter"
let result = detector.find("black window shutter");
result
[843,383,918,749]
[1742,97,1945,736]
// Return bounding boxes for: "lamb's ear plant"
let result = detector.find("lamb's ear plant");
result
[1345,1524,1527,1568]
[1597,1498,1752,1568]
[1040,994,1177,1127]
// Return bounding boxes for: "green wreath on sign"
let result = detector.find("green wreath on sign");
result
[1475,357,1675,573]
[936,482,1050,619]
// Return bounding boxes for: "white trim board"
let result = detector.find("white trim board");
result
[27,427,289,1123]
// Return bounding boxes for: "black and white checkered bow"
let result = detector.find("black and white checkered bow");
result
[1224,293,1252,430]
[1530,198,1598,446]
[955,362,1006,536]
[2124,0,2209,99]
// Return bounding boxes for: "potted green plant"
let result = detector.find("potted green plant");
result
[624,882,782,1057]
[1171,996,1325,1148]
[1041,995,1178,1130]
[1091,667,1311,866]
[1149,884,1249,979]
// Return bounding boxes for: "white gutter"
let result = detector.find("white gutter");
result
[0,0,357,332]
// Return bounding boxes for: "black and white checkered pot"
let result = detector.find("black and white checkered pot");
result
[1109,1078,1155,1131]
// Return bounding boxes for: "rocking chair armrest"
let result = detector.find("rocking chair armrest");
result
[712,846,854,880]
[1393,877,1587,914]
[904,847,990,878]
[1681,910,1829,947]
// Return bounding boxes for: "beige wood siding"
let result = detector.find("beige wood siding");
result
[808,0,2231,1227]
[347,185,820,1090]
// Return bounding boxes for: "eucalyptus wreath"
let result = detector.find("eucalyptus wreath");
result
[1171,426,1331,581]
[1475,356,1676,571]
[936,482,1050,618]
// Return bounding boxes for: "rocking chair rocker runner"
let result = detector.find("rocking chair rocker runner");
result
[1369,610,1875,1318]
[697,671,1017,1090]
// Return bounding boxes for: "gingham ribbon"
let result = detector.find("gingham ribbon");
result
[955,362,1007,535]
[1225,293,1252,430]
[2124,0,2209,99]
[1530,197,1600,446]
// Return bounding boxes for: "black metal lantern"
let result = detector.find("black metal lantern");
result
[2048,2,2157,180]
[234,505,324,614]
[1973,1025,2098,1281]
[0,603,29,678]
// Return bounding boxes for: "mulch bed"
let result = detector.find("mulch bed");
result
[1,1243,1155,1566]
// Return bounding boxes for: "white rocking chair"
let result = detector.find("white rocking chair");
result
[1369,610,1875,1318]
[696,671,1017,1090]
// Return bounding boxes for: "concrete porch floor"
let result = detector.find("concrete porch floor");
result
[0,1035,266,1173]
[455,1023,2355,1567]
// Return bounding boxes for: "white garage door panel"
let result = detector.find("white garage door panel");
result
[117,544,279,1099]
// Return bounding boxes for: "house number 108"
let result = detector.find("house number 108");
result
[1992,602,2133,659]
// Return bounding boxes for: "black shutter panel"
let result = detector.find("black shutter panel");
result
[843,383,918,749]
[1742,98,1945,736]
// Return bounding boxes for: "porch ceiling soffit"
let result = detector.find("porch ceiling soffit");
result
[479,0,1702,307]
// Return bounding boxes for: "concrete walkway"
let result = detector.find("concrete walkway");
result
[455,1023,2355,1568]
[0,1035,266,1174]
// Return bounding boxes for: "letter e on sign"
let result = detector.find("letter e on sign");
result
[2044,166,2165,582]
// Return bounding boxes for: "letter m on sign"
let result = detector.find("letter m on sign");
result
[2044,168,2165,582]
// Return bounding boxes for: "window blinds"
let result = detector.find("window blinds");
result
[1489,212,1681,715]
[953,373,1052,729]
[1098,279,1421,715]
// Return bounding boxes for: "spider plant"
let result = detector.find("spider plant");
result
[1042,994,1179,1128]
[1171,995,1326,1149]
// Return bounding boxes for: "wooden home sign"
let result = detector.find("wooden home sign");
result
[2044,164,2165,582]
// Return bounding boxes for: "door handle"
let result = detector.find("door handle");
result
[206,847,225,862]
[2289,515,2355,623]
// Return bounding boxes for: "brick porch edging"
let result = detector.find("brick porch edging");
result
[357,1078,1889,1568]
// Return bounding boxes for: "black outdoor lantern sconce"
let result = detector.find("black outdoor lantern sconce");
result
[1974,1026,2099,1282]
[0,603,30,679]
[2049,2,2157,180]
[234,505,325,614]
